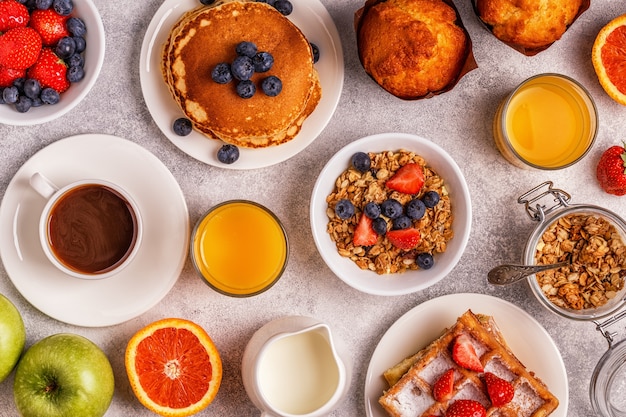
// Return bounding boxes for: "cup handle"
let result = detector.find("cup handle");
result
[29,172,59,199]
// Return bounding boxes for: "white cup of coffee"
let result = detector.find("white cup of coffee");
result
[30,172,143,279]
[241,316,352,417]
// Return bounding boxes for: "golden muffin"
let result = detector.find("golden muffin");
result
[162,0,320,148]
[474,0,588,54]
[356,0,474,100]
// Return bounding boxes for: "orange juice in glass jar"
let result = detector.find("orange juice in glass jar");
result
[493,73,598,170]
[191,200,288,297]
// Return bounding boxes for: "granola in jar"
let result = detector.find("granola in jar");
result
[534,213,626,310]
[325,149,454,275]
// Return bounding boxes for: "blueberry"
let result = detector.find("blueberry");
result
[392,215,411,230]
[217,144,240,164]
[351,151,370,173]
[55,36,76,59]
[31,97,43,107]
[3,87,18,104]
[14,96,32,113]
[173,117,193,136]
[406,198,426,220]
[363,202,381,219]
[261,75,282,97]
[35,0,53,9]
[66,17,86,37]
[211,63,232,84]
[40,88,60,104]
[310,42,320,64]
[231,55,254,81]
[334,199,355,220]
[422,191,440,208]
[236,41,257,58]
[200,0,217,4]
[0,94,5,105]
[252,51,273,73]
[72,36,86,53]
[372,217,387,235]
[416,253,434,270]
[236,80,256,98]
[67,65,84,83]
[23,79,41,100]
[53,0,72,15]
[12,77,25,93]
[381,199,403,219]
[274,0,292,15]
[67,53,84,68]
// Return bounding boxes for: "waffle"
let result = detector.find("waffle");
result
[161,0,321,148]
[379,310,559,417]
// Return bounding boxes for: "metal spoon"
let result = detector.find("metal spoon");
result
[488,259,571,286]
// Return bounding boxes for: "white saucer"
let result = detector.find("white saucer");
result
[364,293,569,417]
[0,134,189,327]
[140,0,344,169]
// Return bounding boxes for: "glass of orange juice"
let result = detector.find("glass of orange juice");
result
[493,73,598,170]
[191,200,289,297]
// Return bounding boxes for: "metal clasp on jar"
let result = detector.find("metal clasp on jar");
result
[594,309,626,349]
[518,181,572,222]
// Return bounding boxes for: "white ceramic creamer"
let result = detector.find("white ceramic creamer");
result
[242,316,352,417]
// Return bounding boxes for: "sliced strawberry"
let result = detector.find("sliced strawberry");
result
[353,214,377,246]
[0,0,29,32]
[30,9,70,46]
[0,27,42,70]
[0,65,25,87]
[432,368,454,402]
[451,334,484,372]
[446,399,487,417]
[386,163,425,195]
[386,228,421,250]
[27,48,70,93]
[484,372,514,407]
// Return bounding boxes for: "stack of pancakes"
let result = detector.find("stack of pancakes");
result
[162,0,321,148]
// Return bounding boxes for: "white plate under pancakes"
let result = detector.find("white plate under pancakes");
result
[140,0,344,169]
[364,293,568,417]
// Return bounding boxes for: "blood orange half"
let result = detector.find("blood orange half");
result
[125,318,222,417]
[592,14,626,105]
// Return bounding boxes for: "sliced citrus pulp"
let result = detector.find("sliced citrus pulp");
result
[125,318,222,417]
[592,14,626,105]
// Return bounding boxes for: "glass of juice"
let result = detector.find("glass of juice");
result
[191,200,289,297]
[493,73,598,170]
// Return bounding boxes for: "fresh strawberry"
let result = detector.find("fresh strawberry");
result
[446,400,486,417]
[484,372,514,407]
[432,368,455,402]
[597,144,626,196]
[451,334,484,372]
[0,27,42,70]
[386,163,425,195]
[0,65,24,87]
[29,8,70,46]
[27,48,69,92]
[0,0,29,32]
[386,228,421,250]
[353,214,377,246]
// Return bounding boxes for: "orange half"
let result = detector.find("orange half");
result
[125,318,222,417]
[592,14,626,105]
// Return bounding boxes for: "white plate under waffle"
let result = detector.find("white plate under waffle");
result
[364,293,568,416]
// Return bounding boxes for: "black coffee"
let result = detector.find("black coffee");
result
[47,184,137,274]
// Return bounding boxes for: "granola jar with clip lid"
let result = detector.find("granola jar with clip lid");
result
[517,181,626,416]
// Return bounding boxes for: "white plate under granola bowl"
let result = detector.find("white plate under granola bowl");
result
[0,0,105,126]
[140,0,343,169]
[364,293,568,417]
[310,133,472,296]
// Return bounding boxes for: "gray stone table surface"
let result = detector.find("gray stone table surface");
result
[1,0,625,416]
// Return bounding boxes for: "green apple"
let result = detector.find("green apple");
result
[0,293,25,383]
[13,333,115,417]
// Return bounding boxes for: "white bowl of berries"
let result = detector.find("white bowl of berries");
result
[310,133,472,296]
[0,0,105,125]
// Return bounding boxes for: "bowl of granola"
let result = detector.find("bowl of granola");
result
[310,133,472,296]
[523,204,626,321]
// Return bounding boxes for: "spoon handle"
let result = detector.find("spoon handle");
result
[488,261,569,286]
